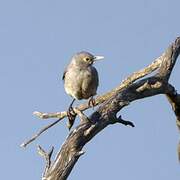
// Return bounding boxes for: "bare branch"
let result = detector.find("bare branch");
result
[157,37,180,80]
[39,37,180,180]
[113,115,135,127]
[21,108,90,148]
[20,119,62,148]
[37,145,54,178]
[33,52,163,120]
[21,37,180,179]
[165,86,180,122]
[21,48,164,147]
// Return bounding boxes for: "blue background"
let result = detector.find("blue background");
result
[0,0,180,179]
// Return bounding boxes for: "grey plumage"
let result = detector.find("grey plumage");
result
[63,51,104,129]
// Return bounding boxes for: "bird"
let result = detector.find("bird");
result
[62,51,104,129]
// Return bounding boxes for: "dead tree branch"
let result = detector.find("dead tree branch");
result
[21,46,164,148]
[22,37,180,180]
[33,56,162,120]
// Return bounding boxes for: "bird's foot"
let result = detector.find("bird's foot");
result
[88,96,96,108]
[67,107,76,130]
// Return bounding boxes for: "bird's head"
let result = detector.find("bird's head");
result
[73,51,104,67]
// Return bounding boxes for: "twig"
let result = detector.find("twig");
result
[21,108,89,148]
[20,118,61,148]
[116,115,135,127]
[37,145,54,177]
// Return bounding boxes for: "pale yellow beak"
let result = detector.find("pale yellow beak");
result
[93,55,104,61]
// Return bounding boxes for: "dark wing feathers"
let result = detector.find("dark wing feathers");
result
[62,70,66,81]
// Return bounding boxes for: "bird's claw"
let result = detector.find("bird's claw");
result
[67,107,76,130]
[88,96,96,108]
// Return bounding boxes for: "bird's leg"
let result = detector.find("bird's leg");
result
[68,98,76,114]
[67,99,76,130]
[88,96,96,108]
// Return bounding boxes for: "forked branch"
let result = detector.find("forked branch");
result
[22,37,180,180]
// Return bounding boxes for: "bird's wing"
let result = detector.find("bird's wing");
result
[92,66,99,87]
[62,64,70,81]
[62,70,66,81]
[62,62,72,81]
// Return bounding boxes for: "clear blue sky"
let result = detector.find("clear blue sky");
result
[0,0,180,179]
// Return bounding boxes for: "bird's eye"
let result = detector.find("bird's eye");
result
[85,57,90,61]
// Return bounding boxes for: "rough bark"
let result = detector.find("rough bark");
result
[22,37,180,180]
